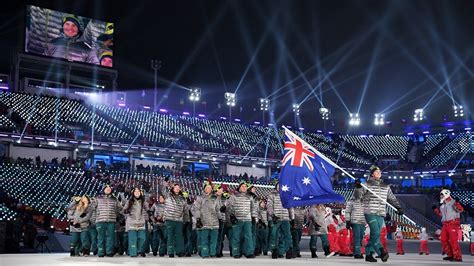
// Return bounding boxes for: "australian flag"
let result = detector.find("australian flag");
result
[279,128,345,208]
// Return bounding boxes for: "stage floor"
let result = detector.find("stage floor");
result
[0,252,473,266]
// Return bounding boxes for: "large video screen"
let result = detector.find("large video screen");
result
[25,5,114,68]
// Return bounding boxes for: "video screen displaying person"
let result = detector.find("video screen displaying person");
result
[25,5,114,68]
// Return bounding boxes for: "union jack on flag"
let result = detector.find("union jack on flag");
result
[278,127,345,208]
[282,129,316,171]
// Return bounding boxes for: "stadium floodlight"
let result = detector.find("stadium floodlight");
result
[349,113,360,126]
[189,87,201,102]
[259,98,269,111]
[453,105,464,117]
[374,113,384,126]
[292,104,300,116]
[413,108,424,121]
[319,107,330,120]
[225,92,236,107]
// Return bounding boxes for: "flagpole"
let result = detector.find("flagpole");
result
[282,126,417,226]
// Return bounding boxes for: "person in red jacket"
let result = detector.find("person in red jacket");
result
[395,227,405,255]
[432,188,464,262]
[419,227,429,255]
[337,210,352,256]
[325,207,339,257]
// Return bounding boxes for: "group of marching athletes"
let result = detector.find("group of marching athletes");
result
[67,165,466,262]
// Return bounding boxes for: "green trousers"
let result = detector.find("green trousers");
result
[152,224,167,255]
[251,223,257,252]
[223,225,233,255]
[196,229,202,255]
[114,231,127,255]
[231,220,254,257]
[291,227,302,254]
[256,226,269,254]
[128,229,146,257]
[88,225,97,254]
[165,220,184,256]
[142,223,151,253]
[352,223,365,255]
[200,229,218,257]
[216,221,224,255]
[309,234,329,250]
[365,214,384,256]
[70,230,90,252]
[96,222,115,256]
[270,220,293,255]
[183,222,193,255]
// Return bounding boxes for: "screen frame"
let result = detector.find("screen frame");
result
[24,4,115,69]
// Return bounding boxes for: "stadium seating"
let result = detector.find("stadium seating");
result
[0,115,16,132]
[422,134,447,156]
[0,92,130,141]
[0,92,471,172]
[340,135,409,157]
[0,163,104,221]
[452,190,474,209]
[0,203,17,222]
[427,133,471,167]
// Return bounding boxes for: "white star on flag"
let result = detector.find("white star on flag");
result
[281,185,290,192]
[293,196,301,200]
[309,195,314,199]
[302,177,311,185]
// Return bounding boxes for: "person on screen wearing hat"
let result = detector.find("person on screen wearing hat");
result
[353,165,403,263]
[93,183,122,257]
[97,22,114,50]
[99,51,113,67]
[224,181,257,258]
[45,14,98,64]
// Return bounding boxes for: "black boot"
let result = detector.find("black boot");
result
[70,247,76,257]
[379,248,389,262]
[443,256,453,261]
[354,254,364,259]
[365,254,377,262]
[310,248,318,258]
[323,246,330,256]
[272,249,278,259]
[254,248,260,256]
[82,249,90,257]
[286,249,293,259]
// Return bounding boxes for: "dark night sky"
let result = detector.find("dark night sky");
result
[1,0,473,133]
